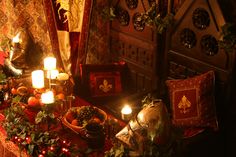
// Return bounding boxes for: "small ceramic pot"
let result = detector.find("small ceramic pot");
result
[85,122,105,149]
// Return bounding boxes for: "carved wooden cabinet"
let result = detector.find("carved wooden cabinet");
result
[110,0,160,95]
[165,1,235,155]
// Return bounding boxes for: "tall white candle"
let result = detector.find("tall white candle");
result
[44,57,56,70]
[41,91,54,104]
[32,70,44,89]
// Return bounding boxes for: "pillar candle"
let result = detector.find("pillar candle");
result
[44,57,56,70]
[32,70,44,89]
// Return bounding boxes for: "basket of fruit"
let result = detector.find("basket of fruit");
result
[62,106,107,135]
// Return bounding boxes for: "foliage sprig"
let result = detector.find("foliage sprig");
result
[218,23,236,53]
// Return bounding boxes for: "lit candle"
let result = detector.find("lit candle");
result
[12,33,21,43]
[32,70,44,89]
[121,104,132,121]
[41,91,54,104]
[44,57,56,70]
[46,69,59,79]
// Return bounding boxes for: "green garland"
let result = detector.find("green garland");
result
[1,96,80,157]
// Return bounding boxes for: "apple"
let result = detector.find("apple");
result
[27,96,40,107]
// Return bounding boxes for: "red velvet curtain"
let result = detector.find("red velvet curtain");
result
[43,0,93,76]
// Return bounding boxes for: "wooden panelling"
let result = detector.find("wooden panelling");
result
[110,0,159,94]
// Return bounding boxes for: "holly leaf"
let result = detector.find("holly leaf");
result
[0,51,7,65]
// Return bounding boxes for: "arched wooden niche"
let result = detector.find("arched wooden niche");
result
[167,0,235,80]
[166,0,235,137]
[43,0,93,76]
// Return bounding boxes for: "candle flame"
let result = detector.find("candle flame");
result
[12,32,21,43]
[121,105,132,114]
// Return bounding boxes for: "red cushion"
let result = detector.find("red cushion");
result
[166,71,218,130]
[78,62,126,99]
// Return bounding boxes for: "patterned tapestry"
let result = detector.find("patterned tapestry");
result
[86,0,111,64]
[0,0,52,58]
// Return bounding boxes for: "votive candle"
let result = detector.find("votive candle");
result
[32,70,44,89]
[121,104,132,121]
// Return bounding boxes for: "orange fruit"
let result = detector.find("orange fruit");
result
[11,88,17,95]
[66,112,75,123]
[71,119,78,126]
[27,96,40,107]
[92,117,101,124]
[56,93,65,100]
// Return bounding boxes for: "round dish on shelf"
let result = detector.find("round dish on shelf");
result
[62,106,107,135]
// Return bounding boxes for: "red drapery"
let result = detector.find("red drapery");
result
[43,0,93,75]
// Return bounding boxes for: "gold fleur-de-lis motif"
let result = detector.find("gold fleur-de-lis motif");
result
[99,79,112,93]
[178,95,191,114]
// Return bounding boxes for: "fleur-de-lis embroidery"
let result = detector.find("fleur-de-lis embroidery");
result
[178,95,191,114]
[99,79,112,93]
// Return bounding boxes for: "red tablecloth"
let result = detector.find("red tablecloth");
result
[0,97,126,157]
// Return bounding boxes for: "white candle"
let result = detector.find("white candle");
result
[121,104,132,121]
[32,70,44,89]
[57,73,69,81]
[44,57,56,70]
[46,69,59,79]
[41,91,54,104]
[12,33,21,43]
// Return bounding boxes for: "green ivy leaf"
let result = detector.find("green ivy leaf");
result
[35,111,47,124]
[27,144,35,155]
[12,95,22,104]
